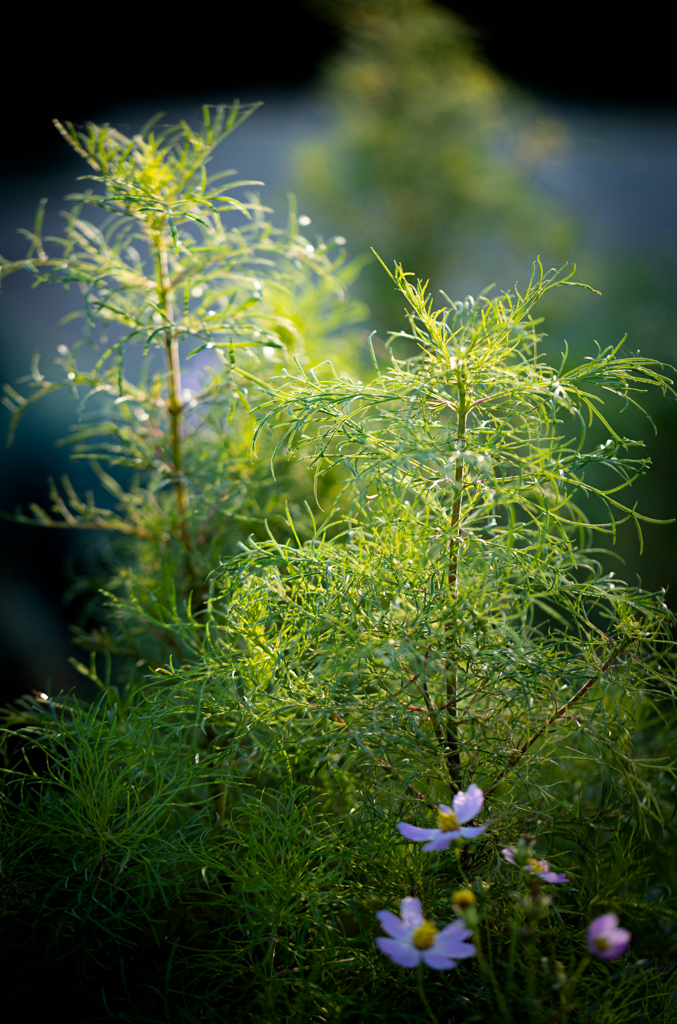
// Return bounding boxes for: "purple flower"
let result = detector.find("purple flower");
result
[587,913,631,960]
[502,847,568,884]
[397,784,488,851]
[375,896,476,970]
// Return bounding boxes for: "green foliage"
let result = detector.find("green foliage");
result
[291,0,677,607]
[238,258,677,841]
[2,230,677,1021]
[0,104,366,675]
[293,0,570,330]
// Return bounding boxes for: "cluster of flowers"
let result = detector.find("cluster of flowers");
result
[376,784,631,970]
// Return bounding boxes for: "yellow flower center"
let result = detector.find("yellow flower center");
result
[528,858,548,874]
[437,810,460,831]
[594,936,610,951]
[413,921,438,950]
[452,888,476,909]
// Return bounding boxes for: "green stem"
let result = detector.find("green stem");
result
[545,956,591,1023]
[455,844,469,885]
[445,378,466,785]
[506,898,521,998]
[156,241,194,578]
[525,938,537,1016]
[476,945,511,1022]
[216,777,228,825]
[416,963,438,1024]
[469,914,511,1022]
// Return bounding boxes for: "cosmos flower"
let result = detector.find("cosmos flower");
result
[587,913,631,960]
[502,847,568,883]
[375,896,476,970]
[397,784,488,851]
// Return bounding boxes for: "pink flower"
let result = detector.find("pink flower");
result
[587,913,631,960]
[375,896,476,970]
[397,784,488,851]
[502,847,567,884]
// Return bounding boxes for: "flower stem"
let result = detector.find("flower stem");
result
[455,843,469,885]
[524,937,537,1014]
[473,920,511,1022]
[506,898,521,998]
[545,956,591,1022]
[416,963,438,1024]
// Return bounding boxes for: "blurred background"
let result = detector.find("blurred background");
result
[1,0,676,703]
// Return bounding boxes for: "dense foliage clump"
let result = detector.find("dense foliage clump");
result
[1,108,676,1023]
[0,104,364,675]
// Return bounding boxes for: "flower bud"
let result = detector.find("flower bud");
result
[512,837,536,867]
[521,887,552,925]
[452,888,478,926]
[540,957,567,988]
[451,888,476,910]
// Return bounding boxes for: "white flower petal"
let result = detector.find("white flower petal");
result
[459,824,488,839]
[422,948,457,970]
[376,936,420,968]
[423,831,457,851]
[434,922,476,959]
[542,871,568,884]
[452,783,484,824]
[588,913,619,939]
[437,922,473,943]
[397,822,440,842]
[376,910,409,940]
[400,896,425,930]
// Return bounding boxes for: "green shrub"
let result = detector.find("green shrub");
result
[0,104,365,679]
[1,108,676,1023]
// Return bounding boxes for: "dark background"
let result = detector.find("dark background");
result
[3,2,675,175]
[1,0,675,704]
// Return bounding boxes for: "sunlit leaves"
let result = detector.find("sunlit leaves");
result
[1,107,364,547]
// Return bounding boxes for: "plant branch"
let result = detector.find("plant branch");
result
[486,638,631,796]
[379,754,438,810]
[157,240,194,577]
[445,377,467,783]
